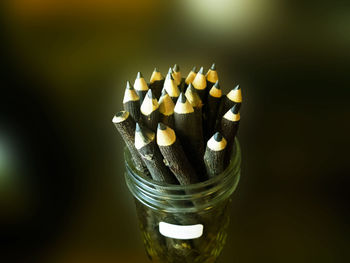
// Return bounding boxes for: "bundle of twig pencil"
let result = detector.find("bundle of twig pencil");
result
[113,64,241,184]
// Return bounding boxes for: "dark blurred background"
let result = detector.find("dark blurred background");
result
[1,0,349,262]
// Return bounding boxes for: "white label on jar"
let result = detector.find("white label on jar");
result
[159,222,203,239]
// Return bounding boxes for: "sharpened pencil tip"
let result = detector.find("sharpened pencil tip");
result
[192,66,197,72]
[158,122,167,130]
[161,88,168,97]
[198,67,204,74]
[214,132,222,142]
[210,63,216,70]
[146,89,155,99]
[126,81,133,89]
[231,104,240,114]
[178,92,186,103]
[154,67,159,72]
[168,67,173,75]
[213,80,220,89]
[136,72,143,79]
[173,64,180,72]
[135,122,141,132]
[233,84,240,90]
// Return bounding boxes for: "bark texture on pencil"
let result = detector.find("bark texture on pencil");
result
[140,89,160,131]
[158,91,175,129]
[185,83,204,151]
[135,123,178,184]
[191,66,207,101]
[112,111,147,173]
[149,68,164,99]
[134,72,149,103]
[204,132,227,178]
[174,93,206,179]
[123,81,140,122]
[157,123,198,185]
[185,66,197,85]
[220,104,240,164]
[206,80,222,139]
[163,71,180,103]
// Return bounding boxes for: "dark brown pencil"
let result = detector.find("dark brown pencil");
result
[191,66,207,101]
[204,132,227,178]
[123,81,140,122]
[174,93,206,180]
[112,111,147,173]
[149,67,164,99]
[158,90,175,129]
[185,83,204,150]
[206,80,222,138]
[163,70,180,103]
[220,104,240,165]
[156,123,198,185]
[185,66,197,85]
[140,89,160,131]
[135,123,178,184]
[134,72,149,103]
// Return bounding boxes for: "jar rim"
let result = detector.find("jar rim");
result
[124,137,241,191]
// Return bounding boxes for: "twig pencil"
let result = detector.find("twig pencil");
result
[185,66,197,85]
[135,123,178,184]
[140,89,160,131]
[149,67,164,99]
[163,70,180,103]
[123,81,140,122]
[112,111,147,173]
[220,104,240,165]
[217,84,242,122]
[174,93,206,179]
[134,72,149,103]
[205,63,219,90]
[156,123,198,185]
[185,83,204,151]
[172,64,181,86]
[158,90,175,129]
[206,80,222,138]
[191,66,207,101]
[204,132,227,178]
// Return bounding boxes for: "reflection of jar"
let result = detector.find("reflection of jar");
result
[124,138,241,263]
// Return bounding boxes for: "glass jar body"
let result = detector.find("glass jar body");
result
[124,139,241,263]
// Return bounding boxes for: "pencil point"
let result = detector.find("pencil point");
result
[126,81,133,89]
[192,66,197,72]
[154,67,159,72]
[158,122,167,130]
[135,122,141,132]
[146,89,155,99]
[198,67,204,74]
[173,64,180,72]
[213,80,220,89]
[136,72,143,79]
[168,67,173,75]
[231,104,240,114]
[161,88,168,97]
[233,84,240,90]
[210,63,216,70]
[178,92,186,103]
[214,132,222,142]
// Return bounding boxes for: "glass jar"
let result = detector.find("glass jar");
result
[124,138,241,263]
